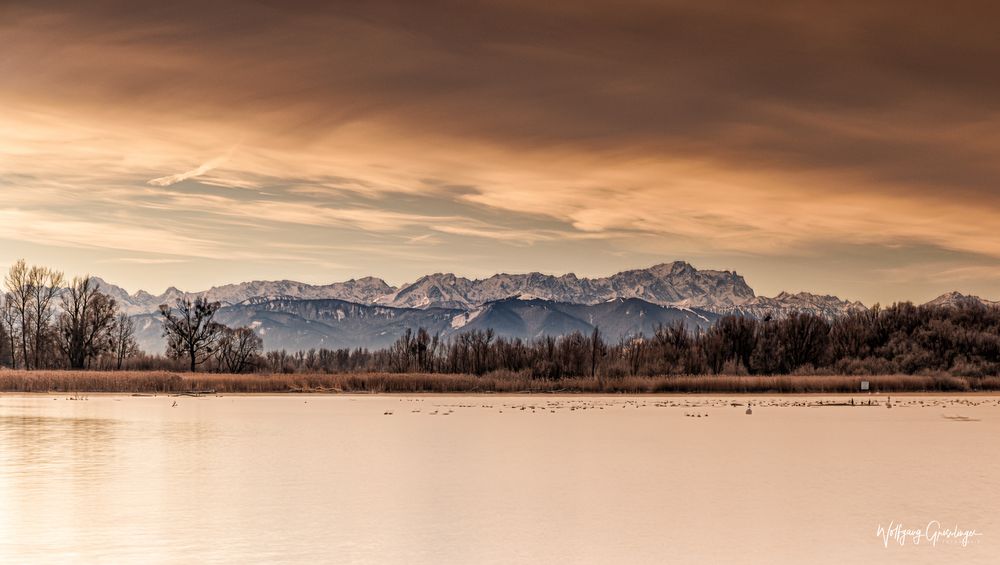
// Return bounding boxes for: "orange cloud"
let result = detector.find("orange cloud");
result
[3,0,1000,302]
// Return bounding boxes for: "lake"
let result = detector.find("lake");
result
[1,394,997,564]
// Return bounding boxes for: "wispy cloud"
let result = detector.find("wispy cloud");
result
[148,155,229,187]
[0,209,219,258]
[100,257,189,265]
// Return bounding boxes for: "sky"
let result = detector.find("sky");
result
[3,0,1000,305]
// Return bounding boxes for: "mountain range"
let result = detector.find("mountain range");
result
[100,262,775,314]
[88,262,996,353]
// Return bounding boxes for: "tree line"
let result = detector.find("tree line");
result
[0,260,139,370]
[0,260,262,373]
[256,302,1000,378]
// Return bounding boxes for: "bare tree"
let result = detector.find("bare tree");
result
[28,264,64,369]
[0,294,17,368]
[217,326,263,373]
[0,299,8,368]
[2,261,63,370]
[4,260,33,369]
[589,326,605,377]
[620,334,647,376]
[159,298,224,372]
[389,328,415,372]
[109,313,139,370]
[58,276,117,369]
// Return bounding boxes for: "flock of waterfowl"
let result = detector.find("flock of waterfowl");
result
[33,392,999,423]
[377,396,1000,420]
[46,392,1000,421]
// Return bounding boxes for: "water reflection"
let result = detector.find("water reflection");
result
[0,395,996,564]
[1,414,117,471]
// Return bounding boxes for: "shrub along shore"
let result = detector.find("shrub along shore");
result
[1,370,998,394]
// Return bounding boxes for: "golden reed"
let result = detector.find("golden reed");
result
[1,370,997,394]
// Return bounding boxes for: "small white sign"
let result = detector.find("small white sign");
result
[861,381,870,391]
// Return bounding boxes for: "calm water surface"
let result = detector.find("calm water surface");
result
[0,394,997,564]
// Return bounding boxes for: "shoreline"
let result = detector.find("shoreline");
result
[3,391,1000,398]
[1,370,998,395]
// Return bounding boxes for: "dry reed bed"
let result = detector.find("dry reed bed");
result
[1,370,998,394]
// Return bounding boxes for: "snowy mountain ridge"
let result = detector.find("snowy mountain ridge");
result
[87,261,901,321]
[96,261,767,313]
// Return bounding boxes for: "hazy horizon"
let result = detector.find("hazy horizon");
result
[5,1,1000,305]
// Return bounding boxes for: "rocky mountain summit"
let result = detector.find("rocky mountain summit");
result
[377,262,755,309]
[923,291,1000,309]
